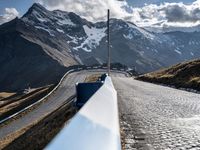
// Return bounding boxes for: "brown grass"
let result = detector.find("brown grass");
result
[0,123,33,149]
[0,93,16,100]
[137,59,200,91]
[84,74,101,82]
[0,74,87,149]
[0,85,54,121]
[0,99,76,150]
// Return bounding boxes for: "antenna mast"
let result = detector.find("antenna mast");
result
[107,9,111,76]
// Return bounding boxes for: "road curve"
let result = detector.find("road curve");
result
[0,70,124,140]
[0,71,89,139]
[113,76,200,150]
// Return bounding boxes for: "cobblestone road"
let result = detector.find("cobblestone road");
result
[113,77,200,150]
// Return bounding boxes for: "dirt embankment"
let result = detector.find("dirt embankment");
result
[137,59,200,91]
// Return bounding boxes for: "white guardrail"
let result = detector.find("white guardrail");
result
[45,76,121,150]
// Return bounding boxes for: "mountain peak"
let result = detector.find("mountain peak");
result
[30,3,46,11]
[22,3,48,18]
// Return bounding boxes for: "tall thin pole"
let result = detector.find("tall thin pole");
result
[107,9,111,76]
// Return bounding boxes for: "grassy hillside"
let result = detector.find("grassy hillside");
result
[137,59,200,91]
[0,92,16,100]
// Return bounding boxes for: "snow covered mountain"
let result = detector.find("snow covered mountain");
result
[1,3,200,91]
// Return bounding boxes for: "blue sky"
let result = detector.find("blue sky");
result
[0,0,200,29]
[0,0,34,15]
[0,0,196,16]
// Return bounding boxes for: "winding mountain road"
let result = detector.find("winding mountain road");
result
[113,76,200,150]
[0,71,87,139]
[0,71,101,138]
[0,70,124,141]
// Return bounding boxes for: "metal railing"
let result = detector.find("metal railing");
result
[45,76,121,150]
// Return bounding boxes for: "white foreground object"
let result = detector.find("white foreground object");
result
[45,76,121,150]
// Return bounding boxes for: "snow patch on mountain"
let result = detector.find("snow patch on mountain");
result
[68,35,78,44]
[32,10,47,22]
[189,40,200,46]
[152,49,158,53]
[35,26,55,36]
[56,28,64,33]
[138,51,144,56]
[83,25,106,46]
[175,49,182,55]
[57,18,75,26]
[123,33,133,40]
[73,25,106,52]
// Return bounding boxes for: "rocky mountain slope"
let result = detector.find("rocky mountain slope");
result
[1,3,200,91]
[0,4,78,91]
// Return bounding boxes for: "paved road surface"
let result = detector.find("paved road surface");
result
[113,77,200,150]
[0,71,88,139]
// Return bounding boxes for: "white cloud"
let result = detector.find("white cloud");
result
[130,1,200,28]
[0,8,19,25]
[37,0,131,22]
[37,0,200,31]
